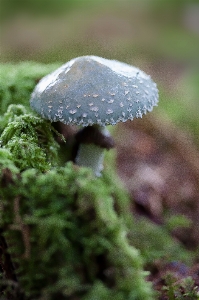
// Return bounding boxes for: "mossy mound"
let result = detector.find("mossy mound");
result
[0,100,153,299]
[0,161,153,300]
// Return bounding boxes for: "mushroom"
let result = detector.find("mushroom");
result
[30,56,158,176]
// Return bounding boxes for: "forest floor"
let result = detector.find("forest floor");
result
[115,115,199,298]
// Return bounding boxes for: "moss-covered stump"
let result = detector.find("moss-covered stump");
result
[0,99,153,299]
[0,160,153,299]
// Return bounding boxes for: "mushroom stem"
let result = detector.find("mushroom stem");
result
[75,126,114,176]
[75,143,104,177]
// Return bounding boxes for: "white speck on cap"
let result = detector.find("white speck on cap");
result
[69,110,77,115]
[106,109,113,115]
[90,106,99,112]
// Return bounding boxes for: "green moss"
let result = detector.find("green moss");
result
[128,218,194,266]
[0,163,153,300]
[0,105,59,171]
[163,275,199,299]
[0,148,19,174]
[0,62,60,114]
[0,101,153,299]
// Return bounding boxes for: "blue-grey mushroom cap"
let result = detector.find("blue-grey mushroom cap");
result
[30,56,158,126]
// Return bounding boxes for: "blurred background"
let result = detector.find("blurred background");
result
[1,0,199,136]
[1,0,199,290]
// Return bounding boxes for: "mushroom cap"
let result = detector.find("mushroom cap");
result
[30,56,158,126]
